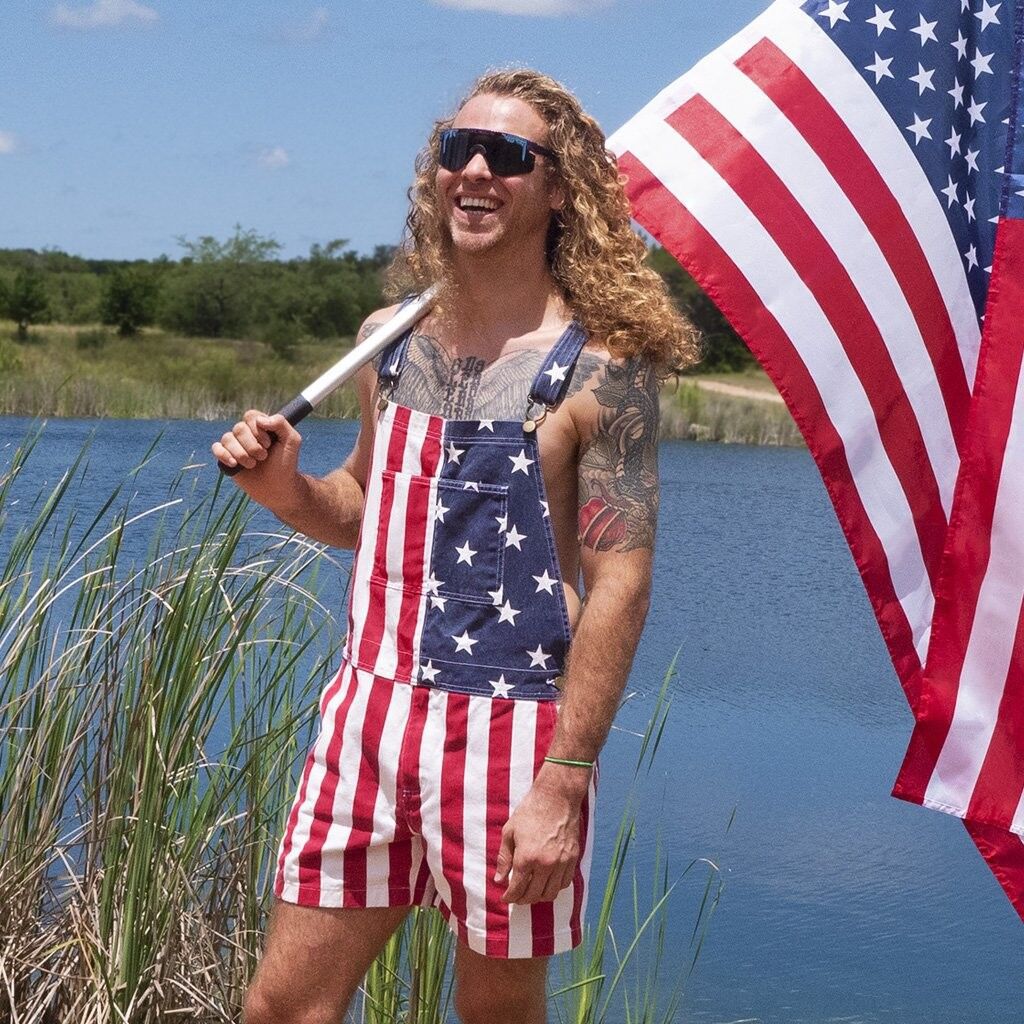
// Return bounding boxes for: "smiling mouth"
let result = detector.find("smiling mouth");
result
[455,196,501,214]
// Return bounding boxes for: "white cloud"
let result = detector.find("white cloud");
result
[282,6,331,42]
[431,0,611,14]
[50,0,158,30]
[0,131,18,155]
[257,146,291,170]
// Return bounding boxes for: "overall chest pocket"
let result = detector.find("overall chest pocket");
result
[369,469,509,605]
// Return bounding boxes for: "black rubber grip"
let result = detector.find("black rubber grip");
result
[217,394,315,477]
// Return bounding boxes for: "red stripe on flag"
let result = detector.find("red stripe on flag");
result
[484,699,515,957]
[440,693,471,932]
[666,95,948,587]
[617,150,923,696]
[736,38,971,446]
[966,821,1024,924]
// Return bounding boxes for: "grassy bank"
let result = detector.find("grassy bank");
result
[0,321,801,446]
[0,432,723,1023]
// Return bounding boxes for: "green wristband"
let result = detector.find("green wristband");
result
[543,755,594,769]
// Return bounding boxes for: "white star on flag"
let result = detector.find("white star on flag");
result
[965,148,980,172]
[945,127,962,156]
[527,644,551,668]
[964,243,979,270]
[489,674,514,698]
[429,594,447,611]
[865,53,895,83]
[949,78,965,107]
[818,0,849,29]
[544,362,568,385]
[909,13,938,45]
[865,5,894,35]
[504,525,526,550]
[970,50,995,77]
[509,449,535,474]
[426,573,444,596]
[497,600,521,625]
[455,541,477,566]
[905,113,932,145]
[909,63,935,95]
[488,585,504,606]
[532,569,558,594]
[964,195,976,222]
[940,175,959,208]
[420,661,440,683]
[452,630,478,654]
[477,420,495,432]
[951,29,969,60]
[446,442,465,465]
[974,0,1001,30]
[434,500,450,523]
[966,98,987,125]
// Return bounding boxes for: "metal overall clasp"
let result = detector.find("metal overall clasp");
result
[523,398,552,433]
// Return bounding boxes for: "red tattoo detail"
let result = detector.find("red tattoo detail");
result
[579,496,627,551]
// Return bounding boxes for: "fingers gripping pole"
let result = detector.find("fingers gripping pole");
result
[218,286,438,477]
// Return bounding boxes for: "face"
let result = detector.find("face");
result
[435,93,564,258]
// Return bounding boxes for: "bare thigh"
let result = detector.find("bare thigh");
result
[453,943,548,1024]
[244,899,410,1024]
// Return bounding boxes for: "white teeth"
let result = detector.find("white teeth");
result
[459,197,499,211]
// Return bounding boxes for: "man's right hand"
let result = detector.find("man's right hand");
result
[211,409,306,513]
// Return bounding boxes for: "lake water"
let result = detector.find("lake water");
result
[2,415,1021,1023]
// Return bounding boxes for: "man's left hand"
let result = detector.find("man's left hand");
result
[495,770,587,904]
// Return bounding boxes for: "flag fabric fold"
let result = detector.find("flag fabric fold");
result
[608,0,1024,919]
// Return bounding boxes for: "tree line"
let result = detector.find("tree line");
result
[0,228,751,370]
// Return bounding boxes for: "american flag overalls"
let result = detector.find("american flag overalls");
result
[275,315,597,958]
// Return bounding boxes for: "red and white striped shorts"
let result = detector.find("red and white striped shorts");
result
[274,658,596,958]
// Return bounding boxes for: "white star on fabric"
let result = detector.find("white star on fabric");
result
[497,601,521,625]
[964,195,976,223]
[463,481,480,492]
[434,500,450,523]
[865,4,894,35]
[509,449,535,475]
[429,595,448,611]
[487,585,504,606]
[426,573,444,596]
[420,661,440,683]
[948,78,965,108]
[455,541,477,566]
[964,244,979,271]
[965,148,980,173]
[970,50,994,77]
[909,13,938,45]
[818,0,849,29]
[446,442,465,465]
[864,53,894,83]
[543,362,568,386]
[489,674,514,699]
[539,500,549,518]
[909,63,935,95]
[961,0,970,11]
[940,176,959,208]
[951,29,969,60]
[905,113,932,145]
[532,569,558,595]
[504,525,526,551]
[966,98,987,125]
[452,630,478,655]
[477,420,495,432]
[944,127,962,157]
[527,645,551,669]
[974,1,1001,30]
[495,512,508,532]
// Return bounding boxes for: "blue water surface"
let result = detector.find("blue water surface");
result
[2,415,1020,1023]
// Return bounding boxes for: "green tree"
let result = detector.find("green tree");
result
[3,268,52,340]
[100,268,158,336]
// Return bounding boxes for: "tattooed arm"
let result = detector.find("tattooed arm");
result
[497,355,659,905]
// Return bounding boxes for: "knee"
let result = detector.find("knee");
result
[243,979,356,1024]
[454,980,544,1024]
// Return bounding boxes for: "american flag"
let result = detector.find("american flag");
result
[608,0,1024,918]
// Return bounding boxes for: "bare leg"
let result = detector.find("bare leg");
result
[452,943,548,1024]
[243,899,410,1024]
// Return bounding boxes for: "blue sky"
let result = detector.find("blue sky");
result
[2,0,771,260]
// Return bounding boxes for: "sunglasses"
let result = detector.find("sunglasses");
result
[438,128,557,177]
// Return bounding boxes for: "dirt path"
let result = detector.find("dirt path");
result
[693,379,785,404]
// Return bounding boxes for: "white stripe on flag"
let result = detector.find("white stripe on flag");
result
[507,699,539,959]
[462,695,493,949]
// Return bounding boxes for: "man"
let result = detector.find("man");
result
[213,69,698,1024]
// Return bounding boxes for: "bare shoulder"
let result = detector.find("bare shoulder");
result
[565,341,660,440]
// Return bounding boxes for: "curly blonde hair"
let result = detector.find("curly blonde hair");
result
[386,67,701,373]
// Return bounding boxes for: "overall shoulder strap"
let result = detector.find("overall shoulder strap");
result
[528,320,590,408]
[375,294,422,388]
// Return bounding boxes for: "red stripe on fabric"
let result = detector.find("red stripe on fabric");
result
[402,687,431,837]
[666,96,947,588]
[274,666,347,896]
[296,663,361,904]
[736,38,971,446]
[570,784,592,944]
[617,151,923,697]
[394,423,444,680]
[895,219,1024,806]
[966,821,1024,923]
[440,693,470,930]
[340,673,395,907]
[531,703,557,958]
[413,854,433,904]
[484,699,515,957]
